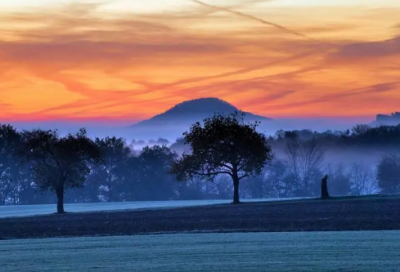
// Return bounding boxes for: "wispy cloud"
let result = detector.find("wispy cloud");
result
[266,81,400,111]
[0,0,399,121]
[329,35,400,61]
[190,0,321,42]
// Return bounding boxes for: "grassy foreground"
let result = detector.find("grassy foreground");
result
[2,196,400,239]
[1,231,399,272]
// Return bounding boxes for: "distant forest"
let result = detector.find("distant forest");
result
[1,122,400,206]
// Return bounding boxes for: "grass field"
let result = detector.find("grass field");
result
[0,198,306,218]
[1,195,396,219]
[1,196,399,239]
[1,231,399,272]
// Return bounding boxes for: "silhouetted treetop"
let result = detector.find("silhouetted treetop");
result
[170,112,273,203]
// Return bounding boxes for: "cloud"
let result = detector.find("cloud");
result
[189,0,321,42]
[0,41,226,65]
[167,66,318,104]
[266,81,400,111]
[147,49,320,92]
[234,90,297,108]
[329,36,400,60]
[51,52,321,117]
[1,0,400,121]
[0,103,11,111]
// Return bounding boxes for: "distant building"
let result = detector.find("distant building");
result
[374,112,400,126]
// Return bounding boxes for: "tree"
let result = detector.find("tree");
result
[326,164,351,196]
[135,145,178,200]
[0,124,23,205]
[349,162,376,195]
[351,124,370,136]
[87,137,133,202]
[170,112,273,204]
[377,154,400,194]
[241,171,266,199]
[284,134,324,196]
[264,159,292,198]
[20,128,101,213]
[240,167,269,199]
[175,175,205,200]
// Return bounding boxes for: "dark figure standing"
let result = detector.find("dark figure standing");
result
[321,175,330,199]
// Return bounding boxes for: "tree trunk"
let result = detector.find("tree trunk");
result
[321,175,330,199]
[232,175,240,204]
[56,184,65,214]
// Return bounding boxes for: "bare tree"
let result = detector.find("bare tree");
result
[349,162,376,195]
[284,136,324,195]
[351,124,370,136]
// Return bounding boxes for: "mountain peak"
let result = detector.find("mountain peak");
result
[164,97,238,116]
[131,97,272,128]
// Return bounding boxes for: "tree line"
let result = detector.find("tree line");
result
[1,114,400,212]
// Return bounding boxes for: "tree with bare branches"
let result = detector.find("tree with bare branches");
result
[349,162,376,195]
[284,133,324,196]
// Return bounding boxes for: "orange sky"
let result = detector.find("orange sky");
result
[1,0,400,122]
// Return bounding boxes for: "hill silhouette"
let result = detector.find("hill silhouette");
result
[131,98,272,127]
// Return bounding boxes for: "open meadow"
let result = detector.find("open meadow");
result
[1,196,400,271]
[1,231,399,272]
[0,198,306,219]
[1,196,399,239]
[0,199,233,218]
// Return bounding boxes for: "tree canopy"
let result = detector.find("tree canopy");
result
[377,154,400,194]
[1,121,400,206]
[136,145,178,200]
[170,112,273,203]
[0,125,23,205]
[20,128,101,213]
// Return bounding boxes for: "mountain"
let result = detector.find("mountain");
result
[131,98,272,128]
[129,98,272,140]
[128,98,366,141]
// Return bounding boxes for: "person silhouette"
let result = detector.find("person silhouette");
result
[321,175,330,199]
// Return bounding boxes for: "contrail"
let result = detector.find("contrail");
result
[190,0,321,42]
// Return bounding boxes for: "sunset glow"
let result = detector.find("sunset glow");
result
[1,0,399,122]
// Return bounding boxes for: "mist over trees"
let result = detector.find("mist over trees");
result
[284,134,324,196]
[0,124,24,205]
[377,154,400,194]
[1,119,400,211]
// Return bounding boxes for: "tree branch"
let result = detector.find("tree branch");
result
[220,163,233,171]
[239,174,249,180]
[192,170,232,176]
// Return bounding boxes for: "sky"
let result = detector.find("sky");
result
[1,0,400,123]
